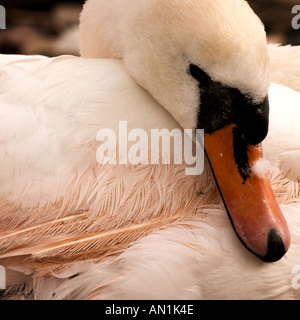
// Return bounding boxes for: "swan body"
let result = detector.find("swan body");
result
[0,0,300,299]
[265,83,300,184]
[0,54,299,299]
[0,55,214,272]
[268,44,300,93]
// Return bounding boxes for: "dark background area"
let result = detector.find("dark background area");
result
[0,0,84,55]
[249,0,300,45]
[0,0,299,56]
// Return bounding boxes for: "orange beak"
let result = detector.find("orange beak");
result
[204,124,290,262]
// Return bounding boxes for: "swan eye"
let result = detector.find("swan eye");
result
[189,64,209,85]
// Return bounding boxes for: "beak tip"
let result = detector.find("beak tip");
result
[261,229,288,263]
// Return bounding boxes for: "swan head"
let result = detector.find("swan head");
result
[80,0,290,262]
[80,0,270,130]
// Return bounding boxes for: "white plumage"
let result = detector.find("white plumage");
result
[0,0,300,299]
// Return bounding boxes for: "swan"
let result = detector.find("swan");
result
[0,0,299,299]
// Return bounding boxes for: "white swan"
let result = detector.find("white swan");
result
[0,0,300,299]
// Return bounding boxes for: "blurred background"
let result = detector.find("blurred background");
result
[0,0,299,57]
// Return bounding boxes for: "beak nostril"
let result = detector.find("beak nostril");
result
[262,229,286,263]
